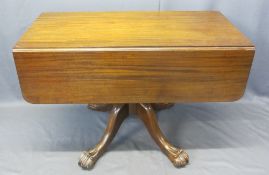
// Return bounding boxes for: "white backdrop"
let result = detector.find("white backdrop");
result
[0,1,269,175]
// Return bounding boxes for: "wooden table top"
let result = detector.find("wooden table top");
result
[14,11,253,50]
[13,11,255,104]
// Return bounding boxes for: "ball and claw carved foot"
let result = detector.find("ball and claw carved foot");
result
[78,150,98,169]
[170,148,189,167]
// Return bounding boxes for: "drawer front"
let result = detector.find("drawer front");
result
[13,48,254,103]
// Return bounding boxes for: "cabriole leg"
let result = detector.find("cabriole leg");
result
[78,104,128,169]
[136,103,189,167]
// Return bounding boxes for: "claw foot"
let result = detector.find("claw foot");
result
[170,149,189,168]
[78,151,97,169]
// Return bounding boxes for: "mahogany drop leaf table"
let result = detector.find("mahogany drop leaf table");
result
[13,11,255,169]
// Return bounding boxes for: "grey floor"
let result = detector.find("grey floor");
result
[0,99,269,175]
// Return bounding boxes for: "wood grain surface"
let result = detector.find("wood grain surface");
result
[13,11,255,104]
[14,11,253,49]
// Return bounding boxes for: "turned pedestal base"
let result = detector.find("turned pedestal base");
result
[78,103,189,169]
